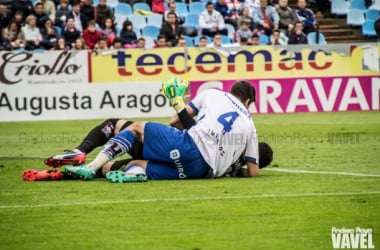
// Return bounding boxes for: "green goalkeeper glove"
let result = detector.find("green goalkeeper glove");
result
[162,77,189,112]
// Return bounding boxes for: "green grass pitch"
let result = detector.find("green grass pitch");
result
[0,112,379,250]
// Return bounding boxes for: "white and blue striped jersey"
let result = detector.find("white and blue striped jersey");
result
[187,89,258,177]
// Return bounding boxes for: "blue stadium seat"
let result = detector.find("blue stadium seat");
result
[183,36,195,47]
[194,35,212,45]
[147,13,163,28]
[347,9,366,26]
[220,35,232,44]
[189,2,205,14]
[133,2,151,12]
[115,14,127,29]
[331,0,349,16]
[134,27,142,38]
[184,13,200,28]
[176,2,189,19]
[258,34,269,45]
[225,23,236,41]
[349,0,368,11]
[127,14,147,29]
[141,25,160,38]
[107,0,119,8]
[114,3,133,16]
[362,20,377,36]
[369,1,380,10]
[144,37,155,49]
[365,9,379,21]
[307,32,327,44]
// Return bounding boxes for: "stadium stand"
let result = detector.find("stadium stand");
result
[127,14,147,29]
[365,9,379,21]
[114,3,133,16]
[347,9,366,26]
[189,2,205,14]
[133,2,151,12]
[146,13,163,28]
[362,20,377,36]
[307,31,327,44]
[331,0,349,16]
[141,25,160,38]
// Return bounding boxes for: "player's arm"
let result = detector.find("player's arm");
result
[239,161,259,177]
[170,104,196,130]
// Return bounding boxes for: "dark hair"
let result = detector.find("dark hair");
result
[113,37,123,44]
[230,80,256,104]
[240,37,248,43]
[122,20,132,29]
[34,2,44,8]
[206,1,214,7]
[167,11,176,18]
[157,34,166,40]
[258,142,273,169]
[251,33,259,39]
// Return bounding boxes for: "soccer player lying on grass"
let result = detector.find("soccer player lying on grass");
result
[62,78,265,181]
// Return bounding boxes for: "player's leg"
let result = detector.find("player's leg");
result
[65,121,148,180]
[44,118,129,167]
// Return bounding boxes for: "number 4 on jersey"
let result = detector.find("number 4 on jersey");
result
[217,112,239,134]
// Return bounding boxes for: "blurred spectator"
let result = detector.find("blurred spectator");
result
[68,1,88,33]
[3,20,26,49]
[96,37,108,50]
[100,17,116,47]
[152,0,165,14]
[53,37,69,50]
[276,0,297,36]
[238,6,256,30]
[288,21,308,44]
[0,4,12,29]
[196,36,208,48]
[40,18,58,49]
[55,0,71,28]
[239,36,249,46]
[83,20,101,49]
[81,0,96,22]
[374,18,380,41]
[199,1,228,37]
[0,23,10,50]
[244,0,260,16]
[250,33,260,45]
[73,37,86,49]
[14,11,26,26]
[36,0,56,21]
[236,21,253,42]
[253,0,279,35]
[268,29,281,45]
[23,15,43,50]
[207,33,223,47]
[136,37,146,49]
[120,20,137,48]
[164,1,184,25]
[215,0,237,28]
[316,0,331,15]
[12,0,34,20]
[95,0,114,27]
[295,0,316,34]
[226,0,243,23]
[111,37,123,49]
[34,2,50,29]
[153,34,168,48]
[62,17,81,48]
[160,11,182,47]
[177,37,187,47]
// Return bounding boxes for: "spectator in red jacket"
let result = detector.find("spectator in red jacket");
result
[152,0,165,14]
[83,20,102,49]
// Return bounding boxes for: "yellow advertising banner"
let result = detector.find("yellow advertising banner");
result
[90,45,380,83]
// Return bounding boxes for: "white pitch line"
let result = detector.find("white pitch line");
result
[0,191,379,210]
[265,168,380,177]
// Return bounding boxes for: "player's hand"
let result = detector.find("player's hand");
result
[161,77,189,99]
